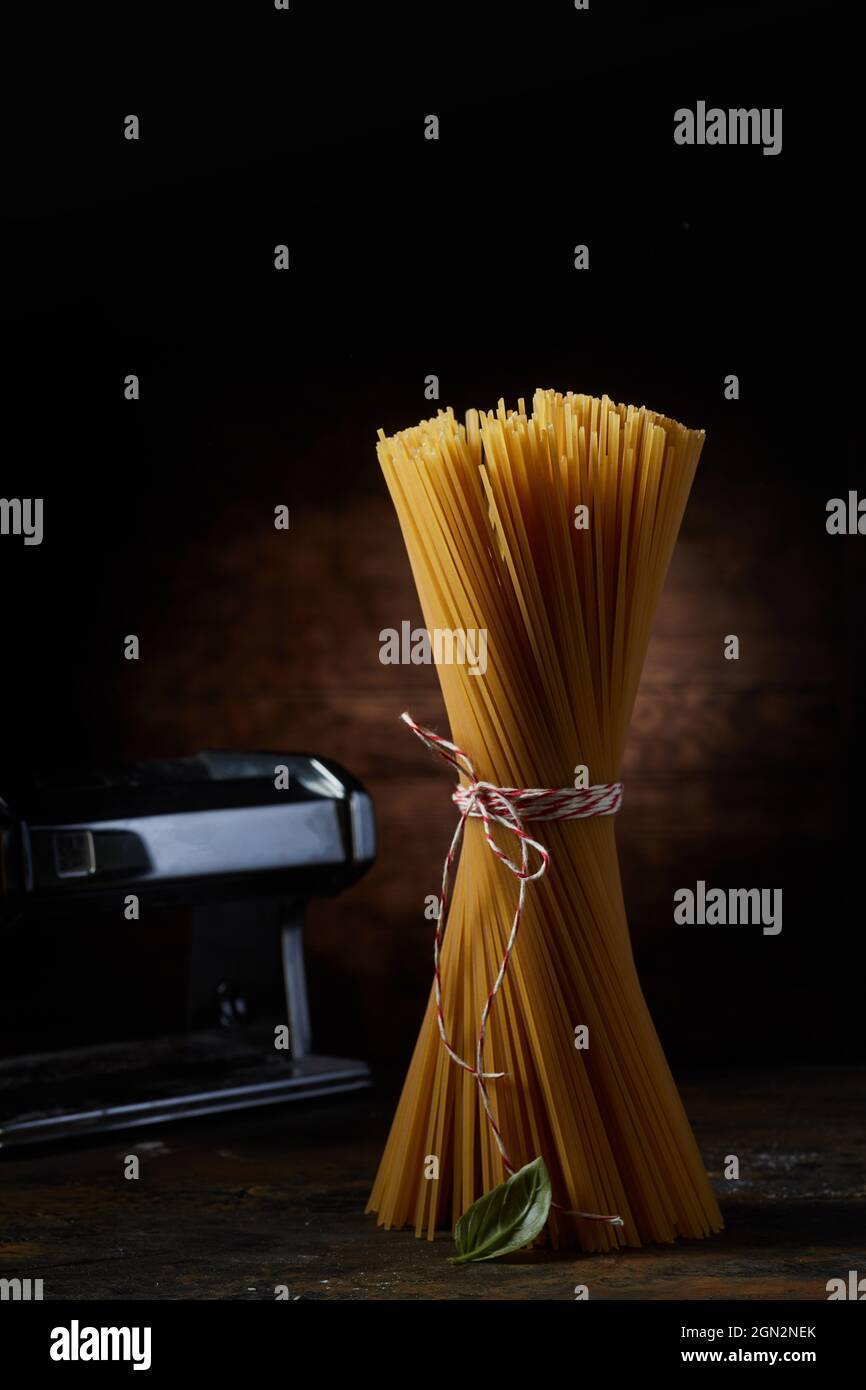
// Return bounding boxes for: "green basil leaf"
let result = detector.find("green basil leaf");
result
[450,1157,552,1265]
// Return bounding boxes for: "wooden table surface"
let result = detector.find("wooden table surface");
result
[1,1066,862,1301]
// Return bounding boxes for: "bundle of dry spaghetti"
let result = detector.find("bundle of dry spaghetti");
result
[367,389,722,1251]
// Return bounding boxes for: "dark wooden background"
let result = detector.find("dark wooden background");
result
[1,1,860,1071]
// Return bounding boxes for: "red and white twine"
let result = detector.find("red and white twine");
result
[402,711,625,1226]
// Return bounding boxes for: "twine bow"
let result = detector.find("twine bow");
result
[402,711,625,1225]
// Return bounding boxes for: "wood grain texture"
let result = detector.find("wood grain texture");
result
[0,1068,860,1300]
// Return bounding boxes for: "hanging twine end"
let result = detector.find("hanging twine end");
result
[402,711,624,1229]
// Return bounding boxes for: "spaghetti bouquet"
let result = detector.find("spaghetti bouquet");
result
[368,390,722,1252]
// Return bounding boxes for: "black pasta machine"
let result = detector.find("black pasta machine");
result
[0,750,375,1148]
